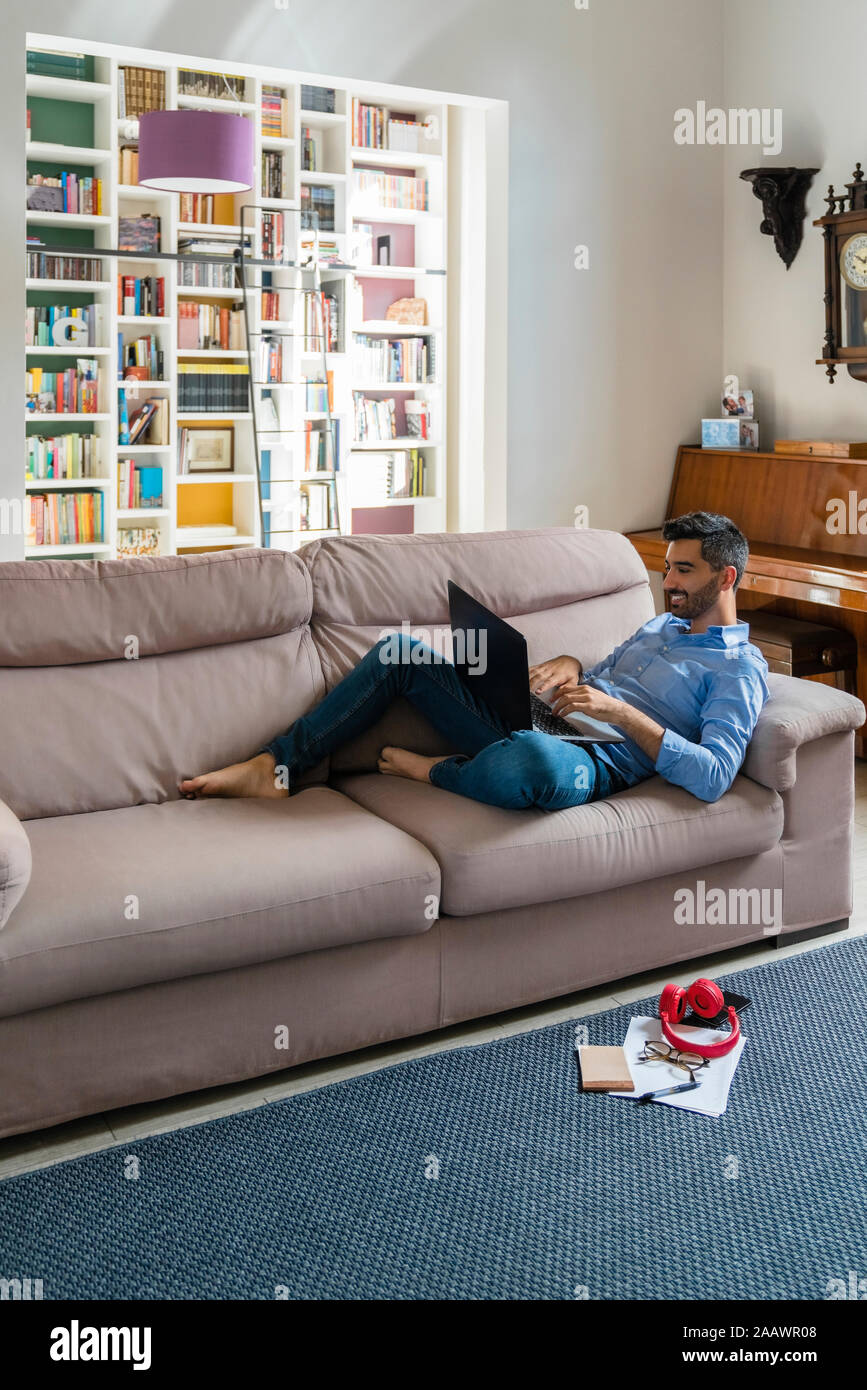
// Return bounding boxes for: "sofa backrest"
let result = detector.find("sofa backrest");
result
[0,550,326,820]
[299,527,654,772]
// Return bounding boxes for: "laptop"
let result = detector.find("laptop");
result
[447,581,624,744]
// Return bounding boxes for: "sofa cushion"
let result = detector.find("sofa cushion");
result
[743,674,865,792]
[0,786,440,1017]
[0,548,310,666]
[299,528,655,772]
[332,772,784,917]
[0,549,329,820]
[0,630,328,821]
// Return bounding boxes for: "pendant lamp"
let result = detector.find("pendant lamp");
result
[138,109,254,193]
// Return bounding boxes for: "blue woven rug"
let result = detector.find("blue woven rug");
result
[1,938,865,1300]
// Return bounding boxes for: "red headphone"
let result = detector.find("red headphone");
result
[658,977,741,1058]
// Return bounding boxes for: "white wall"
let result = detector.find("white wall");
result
[723,0,867,442]
[4,0,725,556]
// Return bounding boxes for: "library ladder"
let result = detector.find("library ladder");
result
[235,204,343,549]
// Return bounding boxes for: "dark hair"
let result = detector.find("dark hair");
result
[662,511,748,587]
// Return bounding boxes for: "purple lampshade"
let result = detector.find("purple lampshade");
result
[138,109,254,193]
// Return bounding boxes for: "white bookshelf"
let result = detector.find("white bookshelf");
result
[24,35,449,559]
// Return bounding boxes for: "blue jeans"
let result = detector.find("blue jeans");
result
[261,634,627,811]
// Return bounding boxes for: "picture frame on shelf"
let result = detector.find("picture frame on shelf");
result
[722,388,754,418]
[184,427,234,473]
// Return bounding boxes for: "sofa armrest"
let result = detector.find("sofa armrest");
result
[0,799,31,929]
[743,674,866,792]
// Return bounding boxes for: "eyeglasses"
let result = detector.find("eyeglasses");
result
[637,1039,710,1081]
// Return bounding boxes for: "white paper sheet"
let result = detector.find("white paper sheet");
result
[611,1015,747,1117]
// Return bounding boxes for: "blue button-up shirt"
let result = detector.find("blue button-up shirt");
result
[583,613,770,802]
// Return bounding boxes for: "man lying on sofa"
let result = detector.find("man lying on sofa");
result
[179,510,769,813]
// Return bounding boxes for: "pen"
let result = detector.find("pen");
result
[636,1080,701,1105]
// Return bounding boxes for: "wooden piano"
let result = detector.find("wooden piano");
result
[625,444,867,756]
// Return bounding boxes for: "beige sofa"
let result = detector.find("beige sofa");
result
[0,528,862,1139]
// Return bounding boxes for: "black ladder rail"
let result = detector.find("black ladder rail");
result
[236,203,341,550]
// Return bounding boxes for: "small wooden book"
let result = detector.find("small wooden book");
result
[577,1045,635,1092]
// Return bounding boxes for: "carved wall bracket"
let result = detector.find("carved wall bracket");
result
[740,166,819,268]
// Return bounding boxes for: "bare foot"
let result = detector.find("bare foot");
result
[377,746,451,784]
[178,752,288,800]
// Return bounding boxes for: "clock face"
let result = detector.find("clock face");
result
[840,232,867,289]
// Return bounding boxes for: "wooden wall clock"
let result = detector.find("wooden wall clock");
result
[815,163,867,382]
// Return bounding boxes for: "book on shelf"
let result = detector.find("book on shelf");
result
[26,303,105,347]
[261,85,290,138]
[27,251,103,281]
[300,126,317,171]
[388,115,424,153]
[302,290,339,351]
[352,170,428,212]
[352,392,397,442]
[389,447,426,497]
[353,334,432,384]
[118,215,161,253]
[27,490,104,546]
[304,371,334,411]
[260,210,286,262]
[258,335,287,384]
[118,527,161,557]
[303,420,340,473]
[118,461,163,509]
[178,300,245,350]
[178,362,250,413]
[178,260,240,291]
[301,85,336,114]
[178,193,217,225]
[178,233,249,287]
[349,448,426,501]
[118,67,166,120]
[26,433,101,481]
[26,173,103,216]
[118,275,165,317]
[299,233,340,266]
[301,184,336,232]
[261,288,283,322]
[26,359,100,414]
[26,50,88,80]
[299,479,337,531]
[119,146,140,185]
[178,69,246,101]
[122,395,168,445]
[261,150,291,199]
[352,100,386,150]
[118,333,164,380]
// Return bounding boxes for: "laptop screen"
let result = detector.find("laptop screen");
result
[447,581,533,734]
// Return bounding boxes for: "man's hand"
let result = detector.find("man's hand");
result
[551,683,666,763]
[528,654,582,693]
[550,682,622,722]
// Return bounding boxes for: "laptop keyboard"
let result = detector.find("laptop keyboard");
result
[529,691,587,739]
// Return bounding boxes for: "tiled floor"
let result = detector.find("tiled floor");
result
[2,762,865,1179]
